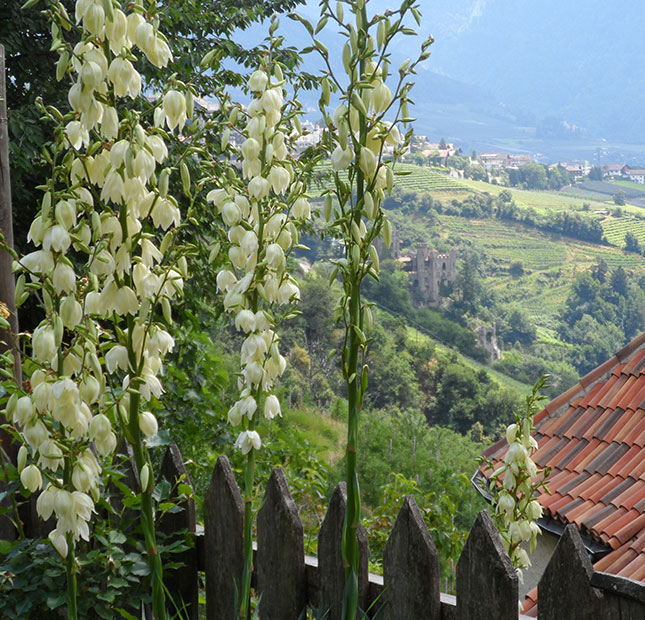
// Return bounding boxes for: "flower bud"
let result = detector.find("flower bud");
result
[49,529,68,559]
[163,90,187,131]
[140,463,151,492]
[139,411,158,437]
[60,295,82,328]
[248,70,268,92]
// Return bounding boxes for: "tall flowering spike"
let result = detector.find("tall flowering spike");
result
[482,376,550,583]
[8,1,190,617]
[206,48,310,618]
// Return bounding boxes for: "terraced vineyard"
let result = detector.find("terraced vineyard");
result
[310,162,466,196]
[393,164,468,192]
[601,216,645,247]
[440,216,568,270]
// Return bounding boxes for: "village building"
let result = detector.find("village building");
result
[475,332,645,616]
[625,167,645,184]
[480,152,533,171]
[601,164,627,178]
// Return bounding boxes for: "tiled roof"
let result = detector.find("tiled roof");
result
[480,333,645,617]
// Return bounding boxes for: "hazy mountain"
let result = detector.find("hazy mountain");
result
[236,0,645,160]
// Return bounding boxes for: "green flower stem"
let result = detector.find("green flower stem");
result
[342,7,369,618]
[65,531,78,620]
[128,388,167,620]
[239,447,256,620]
[343,276,361,620]
[63,458,78,620]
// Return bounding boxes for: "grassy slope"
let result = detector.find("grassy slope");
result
[383,165,645,343]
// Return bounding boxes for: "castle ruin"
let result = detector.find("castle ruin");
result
[374,231,457,306]
[409,244,457,306]
[476,325,501,361]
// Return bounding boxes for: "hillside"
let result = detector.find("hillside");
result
[376,166,645,350]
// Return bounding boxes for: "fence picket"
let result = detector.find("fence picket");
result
[456,510,518,620]
[257,467,307,619]
[383,495,441,619]
[158,444,198,620]
[318,481,369,619]
[204,455,244,620]
[539,524,603,620]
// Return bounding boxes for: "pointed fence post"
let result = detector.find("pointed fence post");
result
[157,444,198,620]
[539,524,603,620]
[204,455,244,620]
[318,482,369,620]
[456,511,518,620]
[383,495,441,619]
[257,467,307,619]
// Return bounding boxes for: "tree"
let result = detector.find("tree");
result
[591,258,609,283]
[624,231,643,254]
[613,189,626,205]
[439,137,447,149]
[610,266,629,297]
[588,166,603,180]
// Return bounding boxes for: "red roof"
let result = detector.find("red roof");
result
[481,333,645,616]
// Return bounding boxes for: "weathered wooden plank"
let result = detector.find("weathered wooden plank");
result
[456,510,518,620]
[383,495,441,619]
[539,524,603,620]
[204,455,244,620]
[318,482,369,619]
[257,467,306,619]
[158,444,198,620]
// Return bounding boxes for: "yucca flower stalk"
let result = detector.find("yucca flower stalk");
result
[293,1,432,617]
[481,376,551,589]
[204,26,312,618]
[5,0,190,617]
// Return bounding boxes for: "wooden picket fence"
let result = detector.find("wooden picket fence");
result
[153,444,645,620]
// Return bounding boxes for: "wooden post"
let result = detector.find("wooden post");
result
[318,482,369,619]
[383,495,441,619]
[257,467,307,619]
[157,444,198,620]
[456,511,518,620]
[0,44,20,390]
[204,455,244,620]
[539,524,603,620]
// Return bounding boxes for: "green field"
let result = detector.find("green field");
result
[611,179,645,192]
[434,214,645,332]
[601,216,645,246]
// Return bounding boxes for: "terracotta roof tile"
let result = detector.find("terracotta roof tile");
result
[567,438,601,471]
[607,445,642,477]
[479,334,645,605]
[544,382,585,415]
[608,408,643,443]
[614,448,645,481]
[622,347,645,375]
[591,507,628,539]
[554,439,589,470]
[577,381,606,409]
[613,480,645,511]
[629,557,645,581]
[565,407,601,439]
[581,504,614,531]
[579,355,619,389]
[614,512,645,545]
[558,471,591,496]
[599,477,634,506]
[586,442,630,475]
[587,475,624,503]
[597,374,629,409]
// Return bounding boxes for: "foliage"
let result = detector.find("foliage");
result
[625,231,643,255]
[558,269,645,373]
[480,377,550,583]
[364,471,469,589]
